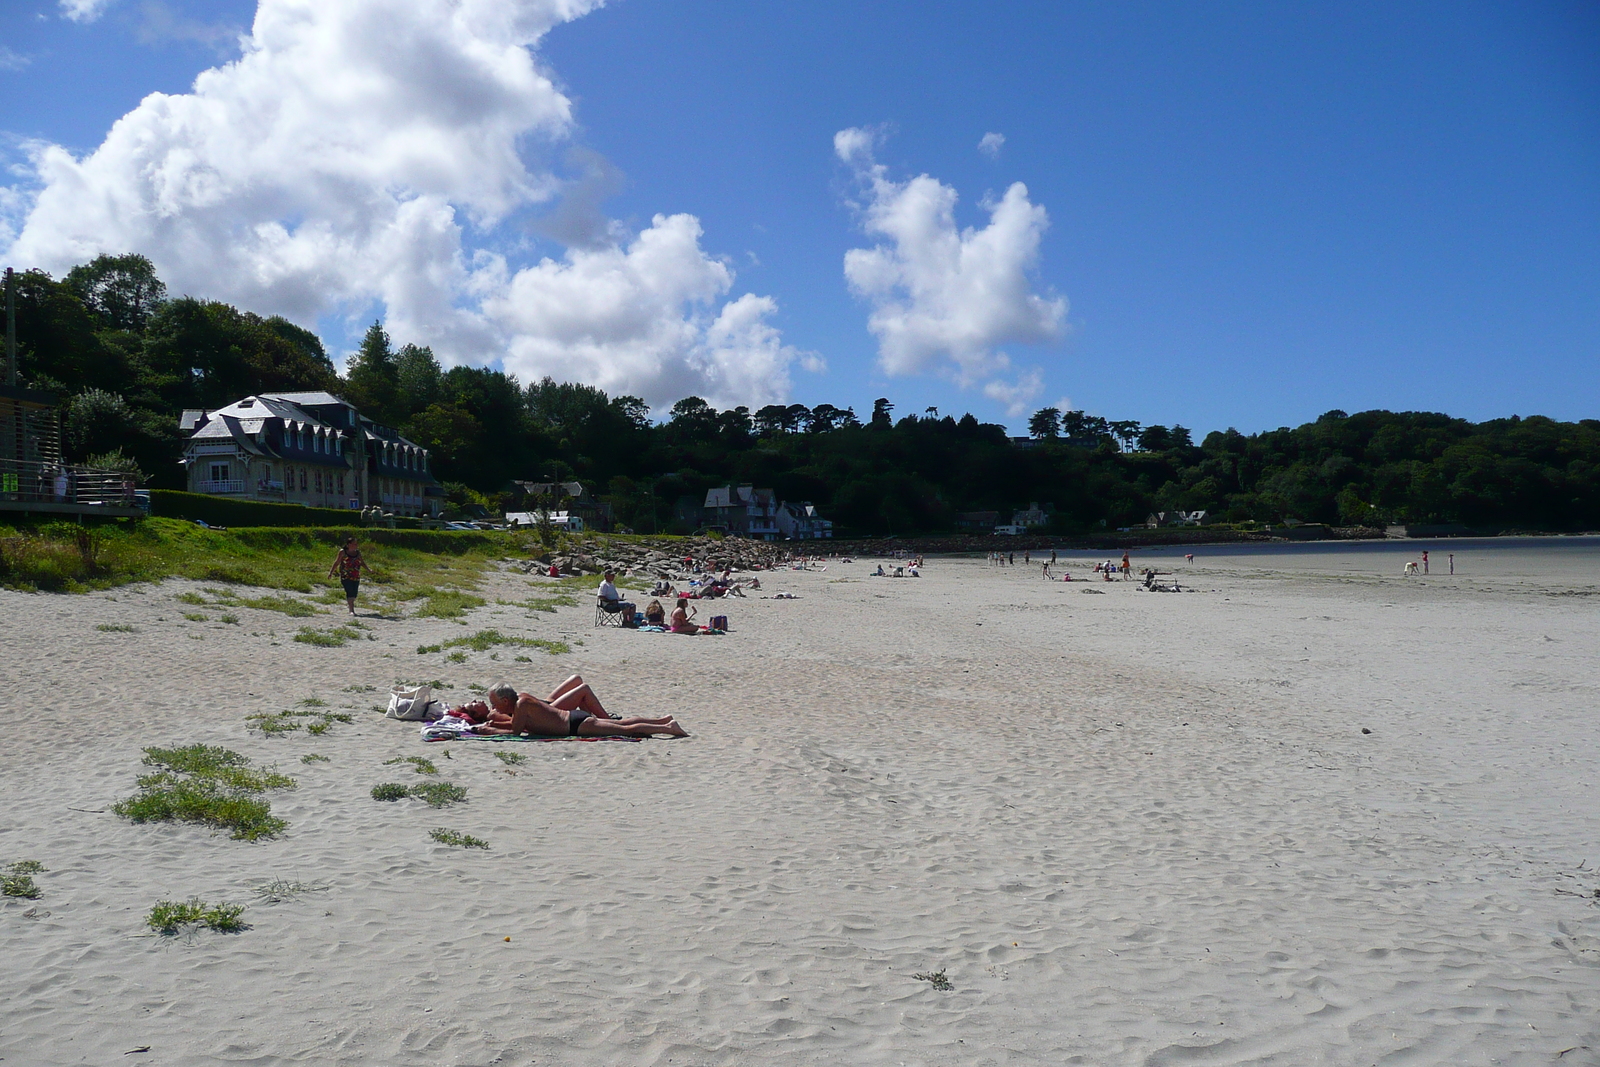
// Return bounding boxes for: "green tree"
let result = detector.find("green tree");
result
[1027,407,1061,439]
[343,321,403,425]
[65,253,167,332]
[395,343,443,414]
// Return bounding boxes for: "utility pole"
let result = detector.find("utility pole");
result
[4,267,15,387]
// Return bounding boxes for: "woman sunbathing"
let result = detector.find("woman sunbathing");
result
[643,599,666,626]
[669,597,701,634]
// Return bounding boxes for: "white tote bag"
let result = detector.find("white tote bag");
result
[386,684,443,721]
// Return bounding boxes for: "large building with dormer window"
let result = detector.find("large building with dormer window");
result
[178,391,442,517]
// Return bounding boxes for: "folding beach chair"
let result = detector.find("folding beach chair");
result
[595,596,628,628]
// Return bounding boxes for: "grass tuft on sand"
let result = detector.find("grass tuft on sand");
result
[430,828,489,849]
[384,755,438,775]
[147,898,247,935]
[2,860,46,899]
[293,624,362,647]
[113,745,295,841]
[371,781,468,807]
[418,629,569,656]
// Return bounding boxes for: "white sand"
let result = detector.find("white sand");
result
[3,541,1598,1066]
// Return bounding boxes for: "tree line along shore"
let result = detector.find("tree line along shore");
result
[13,253,1600,538]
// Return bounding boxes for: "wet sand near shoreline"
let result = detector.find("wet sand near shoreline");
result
[2,542,1597,1065]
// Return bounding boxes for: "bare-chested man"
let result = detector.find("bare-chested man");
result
[453,675,687,738]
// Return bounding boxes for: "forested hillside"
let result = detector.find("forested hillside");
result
[14,255,1600,535]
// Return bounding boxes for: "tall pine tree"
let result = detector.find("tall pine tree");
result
[343,320,403,425]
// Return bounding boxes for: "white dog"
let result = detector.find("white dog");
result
[1404,561,1420,576]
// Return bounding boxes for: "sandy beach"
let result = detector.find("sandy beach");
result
[2,540,1598,1066]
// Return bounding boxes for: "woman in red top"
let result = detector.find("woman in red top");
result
[328,536,368,615]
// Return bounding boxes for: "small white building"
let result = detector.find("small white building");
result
[1012,501,1049,528]
[775,500,834,540]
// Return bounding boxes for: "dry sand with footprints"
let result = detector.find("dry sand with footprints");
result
[2,539,1598,1065]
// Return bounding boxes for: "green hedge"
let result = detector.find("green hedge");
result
[226,527,516,554]
[150,490,364,528]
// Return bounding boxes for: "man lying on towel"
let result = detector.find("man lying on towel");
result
[446,674,687,739]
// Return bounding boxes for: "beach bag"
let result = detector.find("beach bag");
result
[387,684,443,721]
[709,615,728,631]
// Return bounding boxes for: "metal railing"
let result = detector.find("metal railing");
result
[1,457,141,508]
[197,479,245,494]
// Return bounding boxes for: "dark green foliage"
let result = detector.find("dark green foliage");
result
[371,783,411,801]
[412,782,468,807]
[12,252,1600,535]
[65,254,167,332]
[150,490,362,528]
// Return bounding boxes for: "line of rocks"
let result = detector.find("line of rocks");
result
[509,535,796,580]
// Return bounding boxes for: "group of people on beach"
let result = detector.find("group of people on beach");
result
[599,570,719,633]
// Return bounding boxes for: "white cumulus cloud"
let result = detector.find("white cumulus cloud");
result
[978,131,1005,158]
[836,126,1064,409]
[982,368,1044,418]
[59,0,116,22]
[5,0,808,410]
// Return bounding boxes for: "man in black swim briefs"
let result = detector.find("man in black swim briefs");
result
[475,681,688,739]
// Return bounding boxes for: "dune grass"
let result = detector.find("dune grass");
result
[2,860,46,899]
[113,745,295,841]
[417,629,570,656]
[384,755,438,775]
[0,517,520,596]
[430,828,489,849]
[371,781,467,807]
[293,624,363,647]
[147,898,247,935]
[246,708,355,736]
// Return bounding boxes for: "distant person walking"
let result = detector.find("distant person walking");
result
[1121,551,1131,580]
[1051,550,1057,565]
[1422,550,1429,575]
[329,536,369,615]
[1449,553,1455,575]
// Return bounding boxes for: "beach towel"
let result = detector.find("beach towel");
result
[420,720,640,743]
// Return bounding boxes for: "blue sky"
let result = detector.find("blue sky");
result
[3,0,1597,435]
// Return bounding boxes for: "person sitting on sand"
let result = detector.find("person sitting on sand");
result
[642,599,667,626]
[669,597,701,634]
[463,680,687,739]
[597,569,637,624]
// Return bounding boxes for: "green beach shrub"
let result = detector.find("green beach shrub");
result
[113,744,294,841]
[147,898,248,935]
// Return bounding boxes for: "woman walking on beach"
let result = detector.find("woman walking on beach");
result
[329,536,368,615]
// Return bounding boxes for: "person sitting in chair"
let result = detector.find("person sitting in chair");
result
[597,570,636,624]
